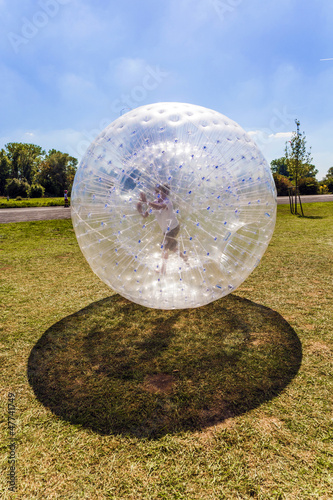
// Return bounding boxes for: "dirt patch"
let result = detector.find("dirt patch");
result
[250,332,271,347]
[142,373,175,394]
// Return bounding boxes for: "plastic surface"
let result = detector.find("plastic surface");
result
[71,102,277,309]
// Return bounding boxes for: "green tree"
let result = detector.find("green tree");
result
[321,166,333,193]
[29,184,45,198]
[0,149,11,195]
[301,163,318,178]
[298,177,319,195]
[326,166,333,178]
[270,157,290,177]
[271,157,317,181]
[5,143,45,184]
[5,178,30,198]
[36,150,78,196]
[272,173,293,196]
[285,120,314,214]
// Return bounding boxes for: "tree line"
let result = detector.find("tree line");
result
[270,120,333,196]
[0,143,78,198]
[1,133,332,201]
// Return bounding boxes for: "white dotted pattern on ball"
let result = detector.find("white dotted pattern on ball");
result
[71,102,277,310]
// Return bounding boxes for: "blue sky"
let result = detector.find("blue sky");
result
[1,0,332,179]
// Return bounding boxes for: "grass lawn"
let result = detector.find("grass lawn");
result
[0,203,332,499]
[0,197,67,209]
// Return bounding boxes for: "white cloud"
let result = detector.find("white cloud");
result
[269,132,292,139]
[247,130,292,141]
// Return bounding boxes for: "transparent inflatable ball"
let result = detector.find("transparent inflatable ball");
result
[71,102,277,309]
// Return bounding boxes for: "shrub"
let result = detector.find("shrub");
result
[298,177,319,195]
[323,178,333,193]
[29,184,45,198]
[318,184,329,194]
[273,174,293,196]
[5,178,30,198]
[16,196,22,201]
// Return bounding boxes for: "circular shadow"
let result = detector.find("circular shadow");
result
[28,295,302,439]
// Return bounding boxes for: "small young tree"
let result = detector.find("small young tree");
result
[285,120,314,214]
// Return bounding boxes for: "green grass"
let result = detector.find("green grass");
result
[0,197,68,208]
[0,203,332,499]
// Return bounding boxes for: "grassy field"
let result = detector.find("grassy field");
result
[0,197,67,209]
[0,203,332,499]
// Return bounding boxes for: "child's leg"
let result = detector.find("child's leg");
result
[161,249,169,274]
[179,251,188,262]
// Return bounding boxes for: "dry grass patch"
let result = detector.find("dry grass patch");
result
[307,341,331,355]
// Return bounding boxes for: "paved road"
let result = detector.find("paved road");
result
[0,206,72,224]
[0,195,332,223]
[276,194,333,205]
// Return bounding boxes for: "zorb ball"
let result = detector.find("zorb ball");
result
[71,102,277,310]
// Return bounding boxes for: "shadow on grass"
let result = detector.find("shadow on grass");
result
[28,294,302,439]
[297,215,325,219]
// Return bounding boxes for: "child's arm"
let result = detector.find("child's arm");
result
[148,201,167,210]
[136,201,149,218]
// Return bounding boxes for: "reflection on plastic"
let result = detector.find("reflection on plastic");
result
[71,102,277,309]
